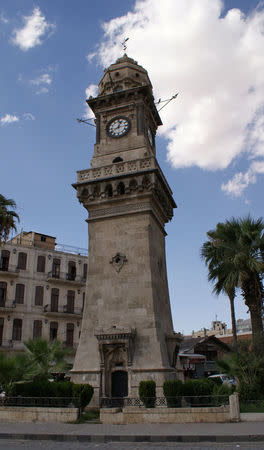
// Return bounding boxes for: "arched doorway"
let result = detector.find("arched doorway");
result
[111,370,128,398]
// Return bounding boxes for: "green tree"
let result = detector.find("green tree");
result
[24,338,72,382]
[0,352,34,394]
[216,340,264,401]
[201,216,264,349]
[0,194,20,245]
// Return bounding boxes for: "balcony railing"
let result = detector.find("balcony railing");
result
[43,305,83,316]
[0,265,20,276]
[0,300,16,310]
[47,271,86,284]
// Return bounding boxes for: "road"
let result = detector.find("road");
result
[0,441,264,450]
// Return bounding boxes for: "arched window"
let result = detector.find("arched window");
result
[112,157,123,163]
[106,184,113,198]
[117,182,125,195]
[129,179,138,191]
[142,175,151,190]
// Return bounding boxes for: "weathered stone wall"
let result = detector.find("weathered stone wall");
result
[100,405,231,424]
[0,407,78,423]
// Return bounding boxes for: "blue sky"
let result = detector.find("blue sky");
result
[1,0,264,334]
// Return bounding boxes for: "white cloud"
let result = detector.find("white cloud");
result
[84,84,98,118]
[23,113,35,121]
[12,7,55,51]
[89,0,264,193]
[30,73,52,86]
[221,160,264,196]
[1,114,19,125]
[30,73,52,94]
[0,13,8,24]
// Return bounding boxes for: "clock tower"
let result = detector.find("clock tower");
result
[71,55,181,404]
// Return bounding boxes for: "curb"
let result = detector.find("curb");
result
[0,434,264,443]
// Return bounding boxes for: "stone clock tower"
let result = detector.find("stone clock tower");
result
[71,55,181,403]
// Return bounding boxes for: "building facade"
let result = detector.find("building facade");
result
[0,231,87,358]
[71,54,182,402]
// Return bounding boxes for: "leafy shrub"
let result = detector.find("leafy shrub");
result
[163,379,183,407]
[72,384,94,411]
[139,380,156,408]
[13,381,73,398]
[182,378,215,397]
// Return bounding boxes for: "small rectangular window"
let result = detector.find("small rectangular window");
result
[0,282,7,307]
[33,320,42,339]
[40,236,46,242]
[66,323,74,346]
[15,284,25,304]
[35,286,44,306]
[51,288,59,312]
[37,255,46,273]
[12,318,22,341]
[17,252,27,270]
[83,263,87,280]
[50,321,58,340]
[66,290,75,313]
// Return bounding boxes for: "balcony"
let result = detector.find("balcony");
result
[46,271,86,287]
[0,265,20,278]
[43,304,83,318]
[0,300,16,312]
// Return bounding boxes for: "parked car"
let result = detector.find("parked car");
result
[208,373,236,386]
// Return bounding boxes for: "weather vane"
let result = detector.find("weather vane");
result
[156,93,179,112]
[121,37,129,52]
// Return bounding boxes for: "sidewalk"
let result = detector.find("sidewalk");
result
[0,421,264,443]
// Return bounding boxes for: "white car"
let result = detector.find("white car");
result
[208,374,236,386]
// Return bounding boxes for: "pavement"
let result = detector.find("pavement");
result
[0,421,264,443]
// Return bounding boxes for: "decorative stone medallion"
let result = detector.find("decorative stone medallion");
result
[110,253,128,272]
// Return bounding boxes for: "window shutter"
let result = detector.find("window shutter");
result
[17,252,27,270]
[15,284,25,304]
[37,255,46,273]
[35,286,44,306]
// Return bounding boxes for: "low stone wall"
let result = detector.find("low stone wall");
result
[100,394,241,424]
[0,407,79,423]
[100,405,230,424]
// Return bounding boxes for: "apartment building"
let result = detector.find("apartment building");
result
[0,231,87,357]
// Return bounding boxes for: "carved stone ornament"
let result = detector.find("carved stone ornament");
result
[110,252,127,272]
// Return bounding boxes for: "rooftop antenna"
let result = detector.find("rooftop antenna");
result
[121,37,129,52]
[157,93,179,113]
[76,118,96,127]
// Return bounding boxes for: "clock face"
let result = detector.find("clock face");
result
[147,127,153,147]
[106,117,131,138]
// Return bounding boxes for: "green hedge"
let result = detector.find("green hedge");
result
[139,380,156,408]
[163,378,233,408]
[12,381,93,410]
[163,379,183,407]
[72,384,94,411]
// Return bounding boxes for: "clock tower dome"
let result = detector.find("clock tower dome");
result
[71,55,181,404]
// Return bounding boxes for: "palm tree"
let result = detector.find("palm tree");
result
[201,216,264,349]
[24,338,72,381]
[0,194,20,245]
